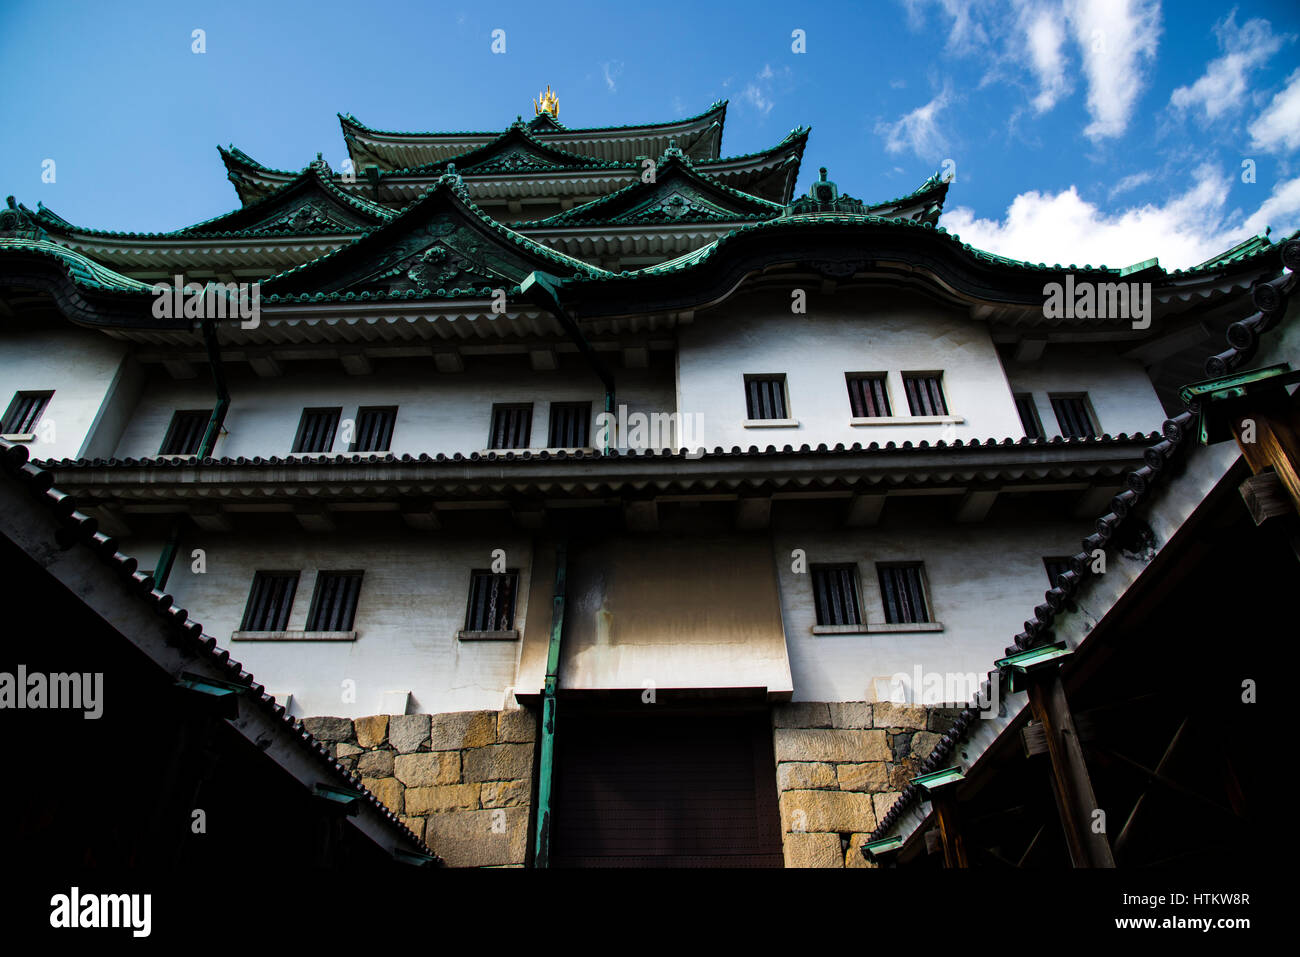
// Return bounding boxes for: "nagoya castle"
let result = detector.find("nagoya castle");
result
[0,87,1292,870]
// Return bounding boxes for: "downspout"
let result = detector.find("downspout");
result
[521,271,616,455]
[153,311,229,588]
[533,541,566,867]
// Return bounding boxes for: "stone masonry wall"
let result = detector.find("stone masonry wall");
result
[773,701,961,868]
[303,708,536,867]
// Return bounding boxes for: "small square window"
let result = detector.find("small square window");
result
[1,391,53,435]
[744,375,788,419]
[293,407,341,453]
[241,571,300,632]
[811,564,863,626]
[159,410,211,455]
[306,571,364,631]
[902,373,948,416]
[877,563,932,624]
[489,404,532,449]
[1050,394,1097,439]
[1014,393,1044,440]
[548,401,591,448]
[354,406,397,452]
[464,569,519,632]
[846,374,891,417]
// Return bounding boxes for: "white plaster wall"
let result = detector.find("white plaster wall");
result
[1004,344,1166,437]
[773,515,1086,703]
[135,531,535,718]
[112,357,676,459]
[0,329,131,460]
[676,291,1026,449]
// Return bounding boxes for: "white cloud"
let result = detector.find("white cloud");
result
[940,166,1300,270]
[743,83,774,115]
[602,61,623,93]
[1021,4,1071,113]
[905,0,992,52]
[1249,68,1300,153]
[1068,0,1162,141]
[1170,12,1288,121]
[1108,170,1154,200]
[876,86,953,160]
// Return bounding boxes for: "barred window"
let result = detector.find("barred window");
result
[292,407,341,453]
[306,571,364,631]
[1014,393,1044,440]
[354,406,396,452]
[465,570,519,632]
[846,374,891,417]
[241,571,299,631]
[811,564,863,627]
[1050,394,1097,439]
[877,563,931,624]
[902,373,948,416]
[745,375,788,419]
[1,391,52,435]
[548,401,591,448]
[159,410,210,455]
[489,404,532,449]
[1043,557,1073,589]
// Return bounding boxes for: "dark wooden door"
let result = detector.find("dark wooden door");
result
[550,710,783,867]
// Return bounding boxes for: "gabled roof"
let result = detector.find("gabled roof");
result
[518,149,784,229]
[180,160,393,235]
[0,237,155,294]
[423,122,623,175]
[262,173,610,301]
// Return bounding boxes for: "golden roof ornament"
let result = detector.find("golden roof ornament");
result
[534,85,559,119]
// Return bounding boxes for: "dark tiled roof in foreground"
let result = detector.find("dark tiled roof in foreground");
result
[0,439,437,863]
[867,248,1299,851]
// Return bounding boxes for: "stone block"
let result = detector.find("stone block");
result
[845,833,874,869]
[424,807,528,867]
[780,790,877,834]
[911,731,943,760]
[430,711,497,751]
[480,779,530,808]
[356,749,394,778]
[773,729,888,764]
[405,784,480,815]
[782,832,842,868]
[389,714,430,753]
[776,762,836,791]
[928,708,962,734]
[361,776,403,815]
[828,702,874,729]
[463,744,534,783]
[335,742,361,759]
[497,708,537,743]
[394,751,461,787]
[873,702,927,729]
[301,716,353,742]
[772,702,831,729]
[873,791,903,823]
[835,762,890,792]
[354,715,389,748]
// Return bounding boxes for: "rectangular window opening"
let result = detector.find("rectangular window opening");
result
[354,406,397,452]
[846,374,891,418]
[464,569,519,632]
[159,410,211,455]
[744,375,788,420]
[1,391,53,435]
[489,404,533,450]
[548,401,591,448]
[293,407,342,454]
[902,373,948,417]
[811,564,863,627]
[1014,393,1044,440]
[877,563,932,624]
[1050,393,1097,439]
[241,571,300,632]
[306,571,364,631]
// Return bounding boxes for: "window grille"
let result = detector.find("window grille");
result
[846,374,891,417]
[811,564,863,626]
[902,374,948,416]
[354,406,397,452]
[1,391,52,435]
[241,571,300,631]
[548,402,591,448]
[1050,394,1097,439]
[745,375,788,419]
[159,410,210,455]
[465,570,519,632]
[489,404,532,449]
[292,407,341,453]
[1014,393,1044,439]
[878,563,931,624]
[306,571,364,631]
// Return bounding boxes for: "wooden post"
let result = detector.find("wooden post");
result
[1025,672,1115,868]
[931,792,968,868]
[1232,404,1300,512]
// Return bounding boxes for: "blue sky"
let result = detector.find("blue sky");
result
[1,0,1297,269]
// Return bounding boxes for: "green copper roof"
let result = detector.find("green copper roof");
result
[516,150,785,229]
[0,238,155,294]
[261,172,610,303]
[1190,230,1274,271]
[338,100,727,139]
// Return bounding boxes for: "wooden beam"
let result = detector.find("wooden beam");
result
[845,493,887,527]
[1233,406,1300,513]
[931,791,969,868]
[1114,716,1190,857]
[1025,672,1115,867]
[1238,471,1293,525]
